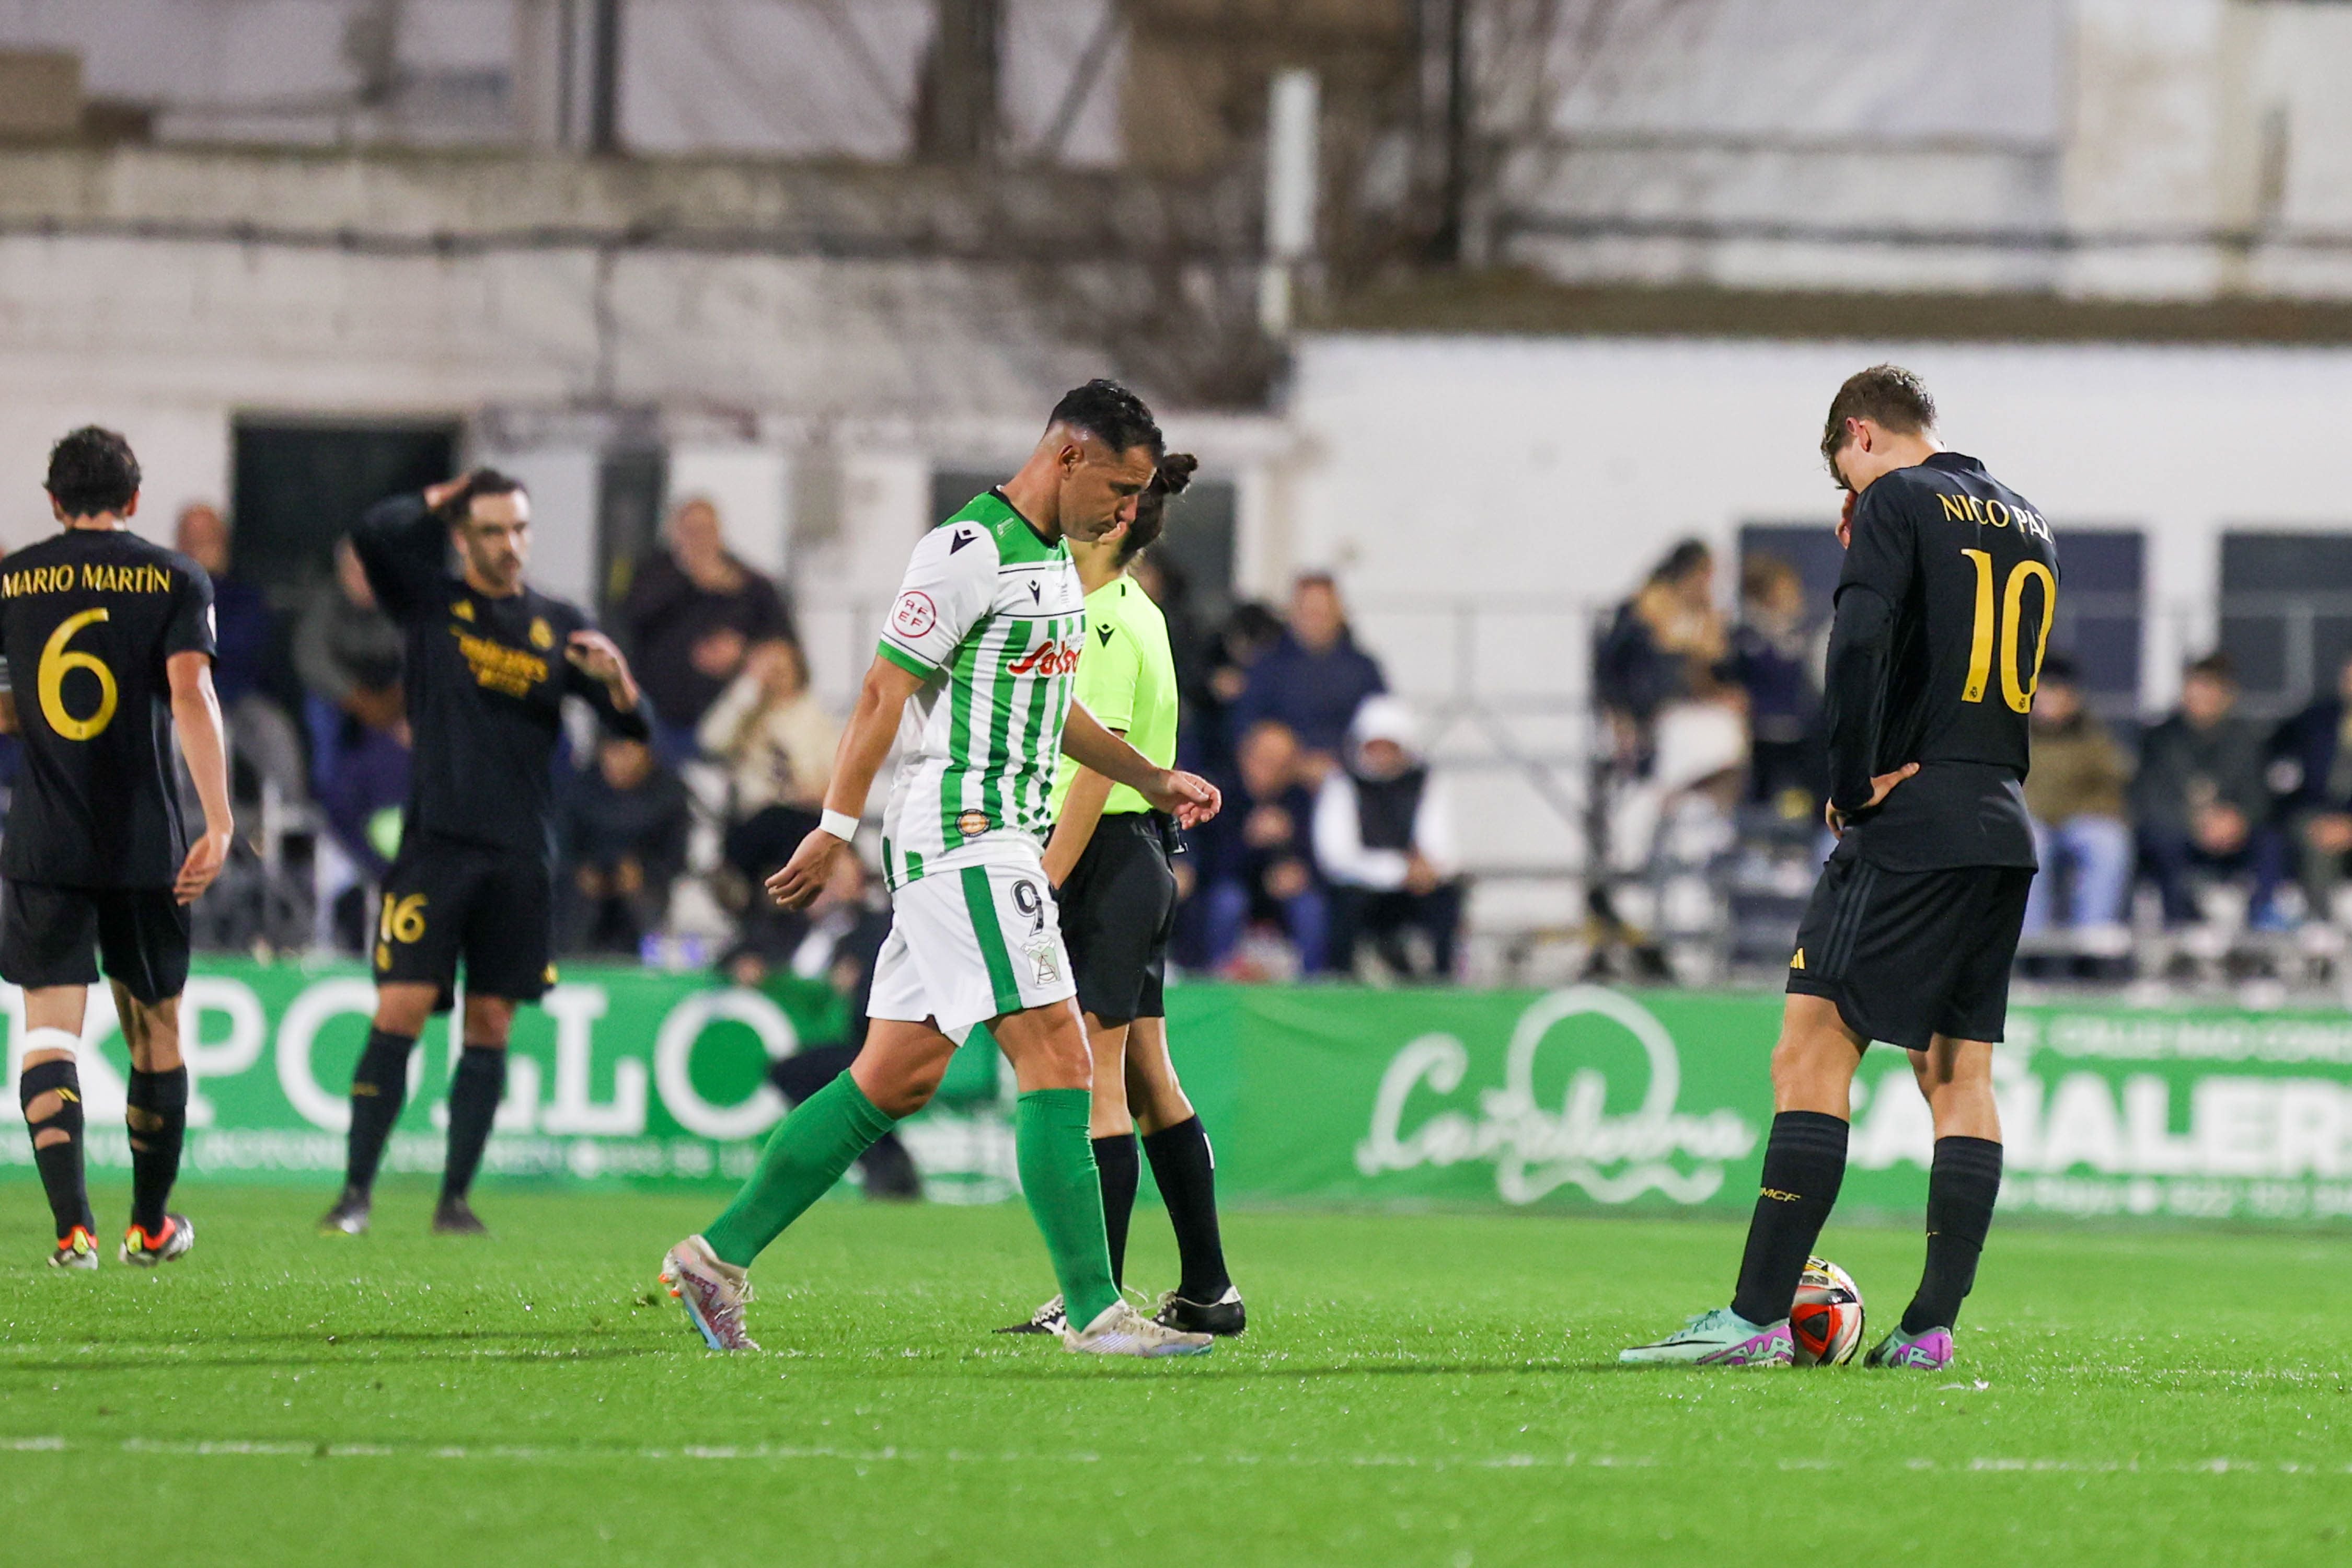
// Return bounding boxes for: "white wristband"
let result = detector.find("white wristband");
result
[819,809,861,843]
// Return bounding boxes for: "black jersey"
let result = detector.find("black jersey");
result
[0,528,216,888]
[1826,452,2059,871]
[352,494,650,864]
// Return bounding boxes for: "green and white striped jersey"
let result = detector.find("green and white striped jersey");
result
[873,491,1087,891]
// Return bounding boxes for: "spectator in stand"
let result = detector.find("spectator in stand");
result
[622,497,794,762]
[1595,539,1731,775]
[559,734,691,955]
[1313,696,1462,981]
[294,537,406,794]
[2263,649,2352,922]
[1187,598,1285,777]
[175,502,309,807]
[317,718,412,952]
[1232,573,1387,781]
[698,637,839,891]
[2021,655,2133,938]
[1728,552,1823,812]
[722,852,918,1199]
[1198,718,1329,975]
[2131,652,2281,927]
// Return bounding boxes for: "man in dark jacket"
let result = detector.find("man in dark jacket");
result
[2264,650,2352,919]
[1231,573,1386,780]
[559,735,691,954]
[2130,653,2280,926]
[621,498,794,761]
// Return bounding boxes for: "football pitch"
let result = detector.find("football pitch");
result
[4,1183,2348,1566]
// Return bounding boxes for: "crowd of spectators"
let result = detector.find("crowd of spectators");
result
[101,492,1449,995]
[1594,535,2352,960]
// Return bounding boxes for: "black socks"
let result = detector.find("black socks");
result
[344,1028,417,1195]
[125,1066,189,1235]
[1731,1110,1849,1326]
[1093,1133,1139,1289]
[19,1058,94,1242]
[1142,1116,1232,1302]
[1904,1136,2003,1334]
[441,1045,508,1203]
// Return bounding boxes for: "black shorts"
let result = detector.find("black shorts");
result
[374,833,556,1011]
[0,880,190,1006]
[1785,848,2034,1051]
[1057,813,1177,1024]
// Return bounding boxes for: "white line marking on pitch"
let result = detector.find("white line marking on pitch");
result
[2,1435,2341,1476]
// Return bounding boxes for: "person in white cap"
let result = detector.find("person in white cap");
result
[1312,695,1461,979]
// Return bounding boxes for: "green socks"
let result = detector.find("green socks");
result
[703,1074,897,1268]
[1016,1088,1120,1329]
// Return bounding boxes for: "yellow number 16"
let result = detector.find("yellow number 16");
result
[38,608,119,741]
[1961,549,2057,713]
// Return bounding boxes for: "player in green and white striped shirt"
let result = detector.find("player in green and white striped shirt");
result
[659,381,1224,1360]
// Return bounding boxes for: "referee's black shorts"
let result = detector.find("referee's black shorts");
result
[1784,844,2034,1051]
[0,879,191,1006]
[1057,812,1178,1025]
[373,832,556,1012]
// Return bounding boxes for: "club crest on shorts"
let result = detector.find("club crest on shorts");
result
[956,810,989,839]
[1023,934,1062,985]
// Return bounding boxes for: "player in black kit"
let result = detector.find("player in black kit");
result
[319,470,648,1237]
[1623,366,2056,1370]
[1,428,234,1269]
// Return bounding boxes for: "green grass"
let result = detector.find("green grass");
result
[5,1182,2352,1566]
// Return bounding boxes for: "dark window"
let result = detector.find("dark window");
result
[232,420,459,592]
[2220,531,2352,719]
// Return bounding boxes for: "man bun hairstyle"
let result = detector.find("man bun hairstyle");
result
[1820,363,1938,476]
[1118,451,1197,566]
[45,426,142,519]
[1049,377,1163,460]
[439,467,528,523]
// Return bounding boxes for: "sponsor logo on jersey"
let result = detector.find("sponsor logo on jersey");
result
[1005,638,1084,677]
[891,591,938,639]
[949,528,975,554]
[452,600,475,621]
[529,617,554,650]
[451,629,549,698]
[956,810,989,839]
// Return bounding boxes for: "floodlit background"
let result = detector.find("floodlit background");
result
[4,0,2352,996]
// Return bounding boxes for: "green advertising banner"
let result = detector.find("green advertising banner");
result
[8,964,2352,1225]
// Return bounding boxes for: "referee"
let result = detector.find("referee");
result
[1000,454,1243,1338]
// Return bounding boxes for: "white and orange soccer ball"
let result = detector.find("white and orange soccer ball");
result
[1791,1257,1864,1366]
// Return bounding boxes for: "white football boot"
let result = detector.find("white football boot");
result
[659,1235,760,1351]
[1063,1299,1213,1358]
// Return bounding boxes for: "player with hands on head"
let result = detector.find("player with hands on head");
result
[1,427,233,1269]
[662,380,1225,1361]
[319,465,648,1240]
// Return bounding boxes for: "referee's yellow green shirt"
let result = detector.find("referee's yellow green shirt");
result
[1050,574,1178,819]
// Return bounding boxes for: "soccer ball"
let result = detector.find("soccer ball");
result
[1791,1257,1864,1366]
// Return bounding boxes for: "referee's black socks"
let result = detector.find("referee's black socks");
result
[344,1027,417,1196]
[1730,1110,1848,1326]
[1903,1136,2003,1334]
[441,1044,507,1203]
[125,1066,189,1236]
[1093,1133,1138,1289]
[19,1056,95,1242]
[1143,1116,1233,1302]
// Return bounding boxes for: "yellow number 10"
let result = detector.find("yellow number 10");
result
[1961,549,2057,713]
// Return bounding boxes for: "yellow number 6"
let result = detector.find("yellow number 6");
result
[37,608,119,741]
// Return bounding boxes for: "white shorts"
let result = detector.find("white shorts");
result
[867,856,1076,1039]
